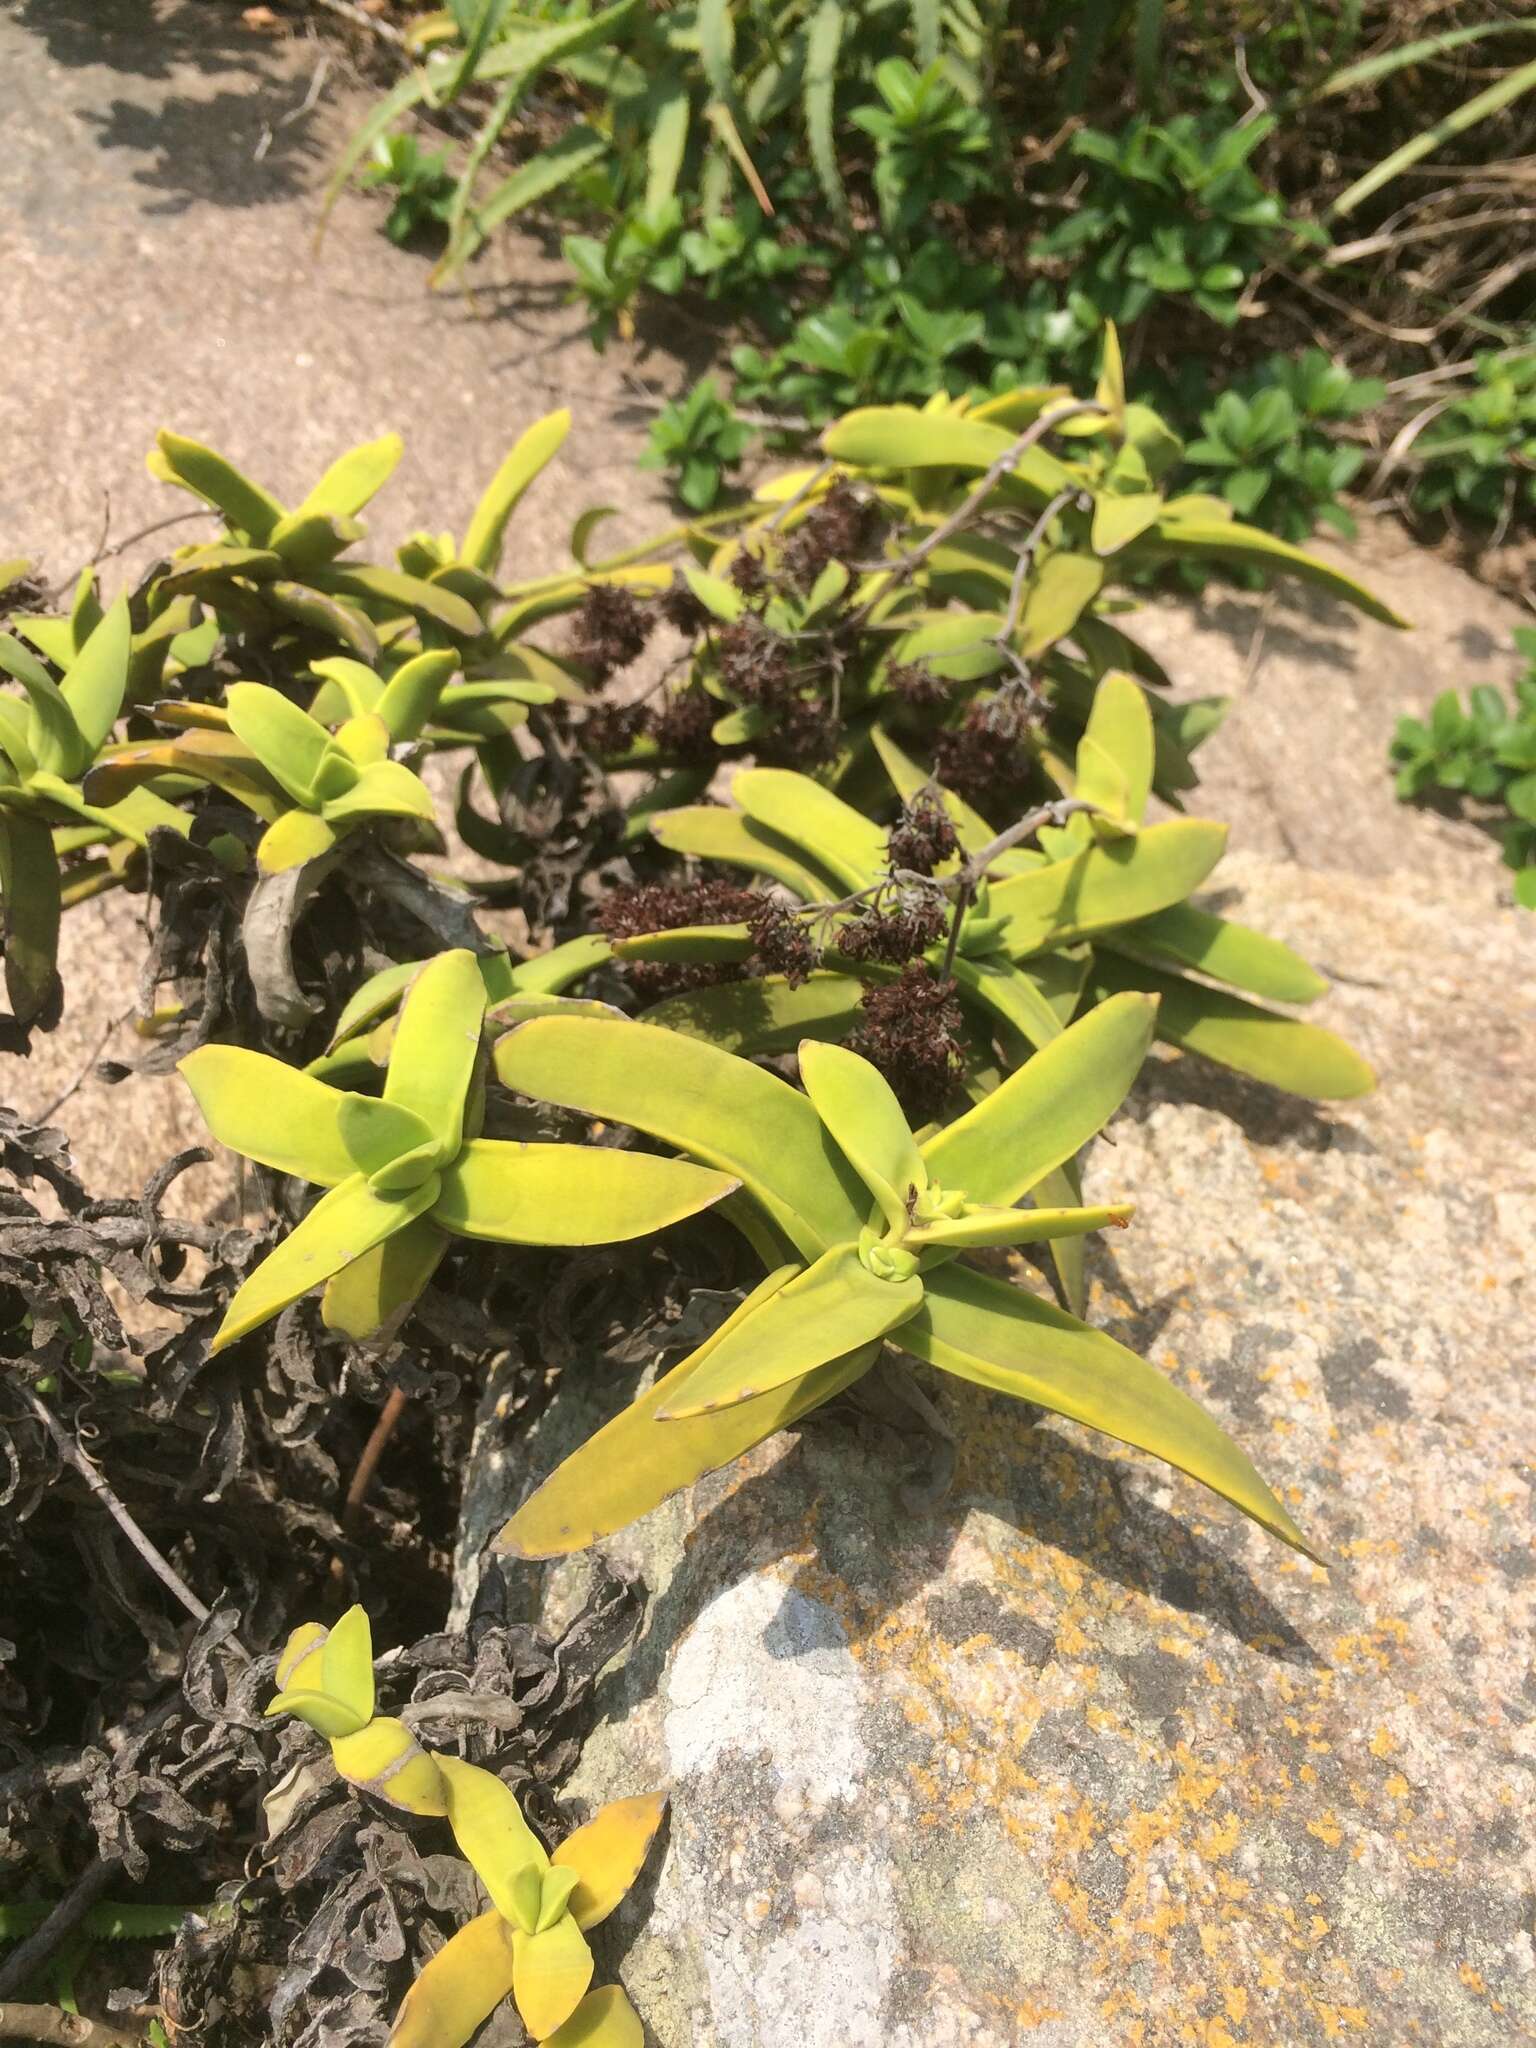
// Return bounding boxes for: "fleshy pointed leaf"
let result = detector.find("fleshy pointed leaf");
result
[323,758,437,825]
[949,952,1064,1056]
[1092,491,1162,555]
[1018,550,1104,657]
[264,1687,368,1739]
[179,1044,433,1185]
[296,433,404,521]
[494,1016,869,1259]
[913,1201,1132,1248]
[731,767,886,893]
[541,1986,644,2048]
[438,1755,549,1912]
[58,594,131,756]
[433,1140,737,1244]
[376,649,459,742]
[311,565,484,640]
[274,1621,327,1694]
[308,655,384,724]
[464,412,572,573]
[1077,670,1152,825]
[649,804,837,898]
[383,947,486,1155]
[268,581,381,660]
[1144,518,1407,627]
[922,990,1156,1206]
[256,808,341,874]
[798,1040,925,1232]
[659,1245,923,1419]
[321,1217,449,1339]
[1089,954,1375,1099]
[154,432,284,542]
[1106,907,1328,1005]
[331,1715,448,1815]
[642,971,866,1057]
[511,1915,593,2040]
[210,1172,440,1352]
[870,726,997,853]
[909,1263,1318,1557]
[226,683,330,804]
[387,1909,518,2048]
[553,1793,667,1931]
[500,1282,878,1557]
[320,1604,376,1722]
[0,635,83,778]
[988,820,1228,955]
[0,813,62,1024]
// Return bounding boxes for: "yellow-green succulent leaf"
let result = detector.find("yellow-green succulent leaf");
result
[0,639,83,779]
[0,814,61,1025]
[256,807,342,874]
[432,1141,738,1245]
[494,1862,538,1936]
[922,989,1156,1206]
[267,510,366,568]
[821,406,1071,502]
[1144,516,1407,627]
[225,683,330,804]
[500,1336,878,1560]
[510,1915,594,2041]
[1096,320,1126,425]
[1018,550,1104,658]
[1077,669,1152,824]
[948,952,1063,1056]
[493,1016,869,1259]
[797,1039,926,1233]
[178,1045,431,1185]
[332,714,391,768]
[987,819,1229,956]
[323,757,436,825]
[0,692,38,778]
[640,972,867,1058]
[1090,954,1375,1099]
[58,594,132,758]
[535,1866,582,1935]
[912,1201,1132,1249]
[1092,491,1163,555]
[649,804,838,900]
[504,932,612,998]
[386,1908,517,2048]
[320,1218,449,1340]
[263,1687,368,1739]
[313,564,483,641]
[274,1621,328,1694]
[610,925,755,967]
[382,947,486,1155]
[267,580,382,662]
[295,433,405,523]
[331,1717,448,1815]
[376,648,459,743]
[910,1263,1318,1558]
[540,1985,644,2048]
[210,1172,441,1353]
[1037,1158,1088,1317]
[318,1604,375,1721]
[659,1244,923,1420]
[463,411,573,574]
[730,767,886,893]
[1106,906,1329,1005]
[438,1755,550,1912]
[154,432,284,542]
[552,1792,668,1932]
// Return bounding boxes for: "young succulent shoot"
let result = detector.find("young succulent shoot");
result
[88,678,445,875]
[0,596,190,1023]
[389,1760,663,2048]
[492,1002,1318,1564]
[266,1606,447,1816]
[177,949,738,1351]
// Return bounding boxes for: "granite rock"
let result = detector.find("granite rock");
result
[464,856,1535,2047]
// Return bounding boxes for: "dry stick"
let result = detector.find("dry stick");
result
[344,1385,410,1530]
[20,1391,235,1647]
[843,400,1108,632]
[0,2007,143,2048]
[0,1861,121,2002]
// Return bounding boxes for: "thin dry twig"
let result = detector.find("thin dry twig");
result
[20,1390,236,1646]
[0,1863,124,2004]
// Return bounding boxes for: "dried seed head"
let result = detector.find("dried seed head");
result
[748,903,817,988]
[648,684,718,762]
[886,793,959,877]
[848,963,966,1123]
[570,584,654,684]
[836,895,948,965]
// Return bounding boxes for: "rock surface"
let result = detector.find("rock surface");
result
[467,855,1535,2048]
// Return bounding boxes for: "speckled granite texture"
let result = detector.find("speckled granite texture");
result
[467,856,1534,2047]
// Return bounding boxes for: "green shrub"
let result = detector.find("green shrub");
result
[1390,633,1536,907]
[1183,351,1385,542]
[1408,348,1536,530]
